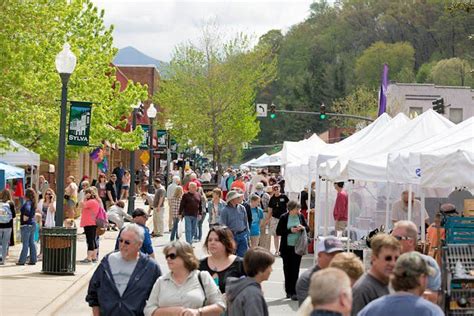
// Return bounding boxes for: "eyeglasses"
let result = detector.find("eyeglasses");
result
[118,238,132,245]
[394,236,413,241]
[45,193,52,196]
[384,255,399,262]
[165,253,177,260]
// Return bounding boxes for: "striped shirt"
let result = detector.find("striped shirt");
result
[169,197,182,218]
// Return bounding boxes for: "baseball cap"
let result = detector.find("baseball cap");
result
[394,251,435,277]
[255,182,264,190]
[317,236,344,254]
[132,208,149,218]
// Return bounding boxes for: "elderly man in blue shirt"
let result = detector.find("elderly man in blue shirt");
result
[219,190,250,257]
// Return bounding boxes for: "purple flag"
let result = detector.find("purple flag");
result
[378,64,389,116]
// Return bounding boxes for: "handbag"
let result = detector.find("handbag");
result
[177,219,185,239]
[96,206,109,228]
[295,228,308,256]
[64,194,70,200]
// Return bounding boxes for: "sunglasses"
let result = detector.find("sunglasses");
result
[394,236,413,241]
[118,238,133,245]
[384,255,399,262]
[165,253,177,260]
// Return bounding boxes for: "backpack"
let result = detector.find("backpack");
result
[255,191,265,209]
[0,202,12,224]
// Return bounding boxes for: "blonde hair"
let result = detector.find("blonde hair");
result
[173,186,184,198]
[329,252,364,282]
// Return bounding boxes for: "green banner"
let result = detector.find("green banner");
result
[68,101,92,146]
[139,124,150,149]
[157,130,167,148]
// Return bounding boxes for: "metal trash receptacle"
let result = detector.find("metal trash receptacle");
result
[41,227,77,275]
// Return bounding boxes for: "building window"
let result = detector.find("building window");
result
[409,106,423,117]
[449,108,463,123]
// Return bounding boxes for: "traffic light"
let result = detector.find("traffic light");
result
[270,104,276,119]
[432,98,445,114]
[319,103,327,120]
[137,103,145,117]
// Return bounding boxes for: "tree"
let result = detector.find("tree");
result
[429,58,473,86]
[0,0,147,160]
[355,41,415,88]
[156,25,277,172]
[330,86,378,128]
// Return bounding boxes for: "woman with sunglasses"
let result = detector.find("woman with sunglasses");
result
[37,188,56,228]
[79,188,100,263]
[144,240,225,316]
[199,225,245,294]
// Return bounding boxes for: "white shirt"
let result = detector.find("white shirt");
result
[391,199,429,227]
[144,270,225,316]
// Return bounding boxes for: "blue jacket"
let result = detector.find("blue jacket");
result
[86,252,161,316]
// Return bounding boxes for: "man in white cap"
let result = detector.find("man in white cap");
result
[219,190,250,257]
[295,236,344,305]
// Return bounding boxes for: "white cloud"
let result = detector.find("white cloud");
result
[92,0,315,61]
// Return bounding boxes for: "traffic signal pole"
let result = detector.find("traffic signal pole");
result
[274,109,375,122]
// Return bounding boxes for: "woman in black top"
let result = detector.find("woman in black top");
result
[0,189,16,265]
[199,225,245,293]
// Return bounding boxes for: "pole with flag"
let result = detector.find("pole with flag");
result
[378,63,389,116]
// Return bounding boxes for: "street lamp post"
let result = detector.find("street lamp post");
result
[165,119,173,189]
[127,102,141,215]
[55,43,76,226]
[147,103,157,193]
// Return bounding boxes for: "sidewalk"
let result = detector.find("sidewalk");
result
[0,199,149,316]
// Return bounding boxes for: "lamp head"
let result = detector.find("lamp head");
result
[147,103,157,119]
[55,43,77,74]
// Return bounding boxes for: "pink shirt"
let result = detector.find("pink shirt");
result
[333,190,348,221]
[80,199,100,227]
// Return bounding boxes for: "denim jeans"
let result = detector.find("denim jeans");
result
[19,223,37,264]
[170,217,180,241]
[0,228,12,263]
[234,231,249,257]
[194,214,205,241]
[184,216,197,244]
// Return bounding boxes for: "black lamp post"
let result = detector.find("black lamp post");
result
[55,43,76,226]
[127,102,141,215]
[165,119,173,188]
[147,103,157,193]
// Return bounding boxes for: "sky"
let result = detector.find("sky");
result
[92,0,316,62]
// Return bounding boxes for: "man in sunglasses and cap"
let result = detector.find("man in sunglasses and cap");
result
[219,190,250,257]
[114,208,154,258]
[87,223,162,315]
[358,251,443,316]
[351,233,401,315]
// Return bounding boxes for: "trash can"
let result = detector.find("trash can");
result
[41,227,77,275]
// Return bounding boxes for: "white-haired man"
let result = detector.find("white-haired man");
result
[167,175,181,231]
[87,224,161,315]
[308,267,353,316]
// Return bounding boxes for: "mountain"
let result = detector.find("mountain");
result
[113,46,168,76]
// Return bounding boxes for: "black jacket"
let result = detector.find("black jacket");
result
[86,252,161,316]
[276,212,309,255]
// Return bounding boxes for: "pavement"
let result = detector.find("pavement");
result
[0,198,313,315]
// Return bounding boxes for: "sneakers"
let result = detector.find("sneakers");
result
[290,294,298,301]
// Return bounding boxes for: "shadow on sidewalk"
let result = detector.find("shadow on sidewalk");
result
[266,298,299,311]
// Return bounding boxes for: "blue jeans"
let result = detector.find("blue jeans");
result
[184,216,197,244]
[0,228,12,263]
[194,214,205,241]
[170,217,180,241]
[19,224,37,264]
[234,231,249,257]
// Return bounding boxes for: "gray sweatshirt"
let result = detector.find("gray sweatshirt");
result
[225,277,268,316]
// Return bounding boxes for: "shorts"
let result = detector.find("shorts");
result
[335,220,347,231]
[269,217,280,236]
[122,185,130,190]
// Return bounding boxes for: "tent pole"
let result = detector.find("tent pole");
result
[407,184,413,222]
[385,183,392,230]
[324,180,329,236]
[314,176,321,265]
[346,180,352,251]
[421,190,426,242]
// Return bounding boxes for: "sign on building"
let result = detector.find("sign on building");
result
[68,101,92,146]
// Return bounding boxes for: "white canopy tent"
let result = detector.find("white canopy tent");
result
[0,137,40,167]
[0,162,25,180]
[387,117,474,185]
[248,151,282,167]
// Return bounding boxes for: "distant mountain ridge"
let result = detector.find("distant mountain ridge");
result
[113,46,168,76]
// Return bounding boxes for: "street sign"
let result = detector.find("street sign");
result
[139,151,150,164]
[256,103,267,117]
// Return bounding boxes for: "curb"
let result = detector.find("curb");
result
[37,264,97,316]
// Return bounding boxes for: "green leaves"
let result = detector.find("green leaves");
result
[0,0,147,160]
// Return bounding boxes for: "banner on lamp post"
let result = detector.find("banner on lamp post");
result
[157,130,167,149]
[139,124,150,149]
[68,101,92,146]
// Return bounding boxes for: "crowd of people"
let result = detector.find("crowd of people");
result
[0,163,447,316]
